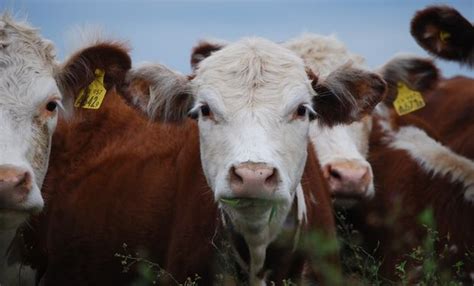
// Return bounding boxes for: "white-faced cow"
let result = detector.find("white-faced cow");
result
[0,14,60,286]
[123,37,386,285]
[283,34,375,205]
[277,31,474,281]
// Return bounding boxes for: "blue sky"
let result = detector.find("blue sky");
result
[3,0,473,77]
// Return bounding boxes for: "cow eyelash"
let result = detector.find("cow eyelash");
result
[188,103,213,120]
[293,104,316,120]
[46,101,58,112]
[44,98,63,114]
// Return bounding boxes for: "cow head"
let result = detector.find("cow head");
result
[284,34,442,207]
[411,5,474,68]
[0,15,59,230]
[284,34,375,205]
[124,36,384,240]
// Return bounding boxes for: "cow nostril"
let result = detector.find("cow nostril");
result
[230,166,244,185]
[329,167,342,180]
[264,168,278,187]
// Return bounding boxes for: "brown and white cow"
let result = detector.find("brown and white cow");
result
[23,36,386,285]
[339,58,474,281]
[278,32,473,280]
[411,5,474,68]
[0,14,61,285]
[123,37,387,285]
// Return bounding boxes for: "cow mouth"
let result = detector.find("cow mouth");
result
[332,192,366,208]
[219,197,282,223]
[219,197,274,208]
[0,204,42,215]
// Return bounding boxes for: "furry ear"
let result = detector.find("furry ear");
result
[411,5,474,67]
[121,64,193,123]
[56,42,132,110]
[310,65,386,127]
[378,56,440,104]
[190,39,227,71]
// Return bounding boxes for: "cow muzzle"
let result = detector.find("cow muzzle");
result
[323,160,373,204]
[228,162,279,198]
[0,165,39,212]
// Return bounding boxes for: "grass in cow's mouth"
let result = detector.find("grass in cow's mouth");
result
[219,197,278,223]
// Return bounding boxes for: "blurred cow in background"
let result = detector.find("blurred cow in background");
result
[276,28,473,281]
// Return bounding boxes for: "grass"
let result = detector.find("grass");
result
[114,207,471,285]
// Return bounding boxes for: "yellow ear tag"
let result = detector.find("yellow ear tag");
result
[439,30,451,43]
[393,82,425,116]
[74,69,107,109]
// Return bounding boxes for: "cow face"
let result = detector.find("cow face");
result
[0,15,59,230]
[190,39,316,222]
[312,116,374,203]
[284,34,376,204]
[123,37,386,232]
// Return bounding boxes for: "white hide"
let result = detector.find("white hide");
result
[192,37,316,283]
[387,126,474,203]
[0,14,60,286]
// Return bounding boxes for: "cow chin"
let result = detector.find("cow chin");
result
[217,183,295,237]
[0,184,43,231]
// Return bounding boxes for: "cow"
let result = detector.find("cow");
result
[22,35,387,285]
[0,14,61,286]
[274,32,474,281]
[344,59,474,281]
[411,5,474,68]
[127,37,388,284]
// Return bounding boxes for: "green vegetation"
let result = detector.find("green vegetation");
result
[115,207,471,285]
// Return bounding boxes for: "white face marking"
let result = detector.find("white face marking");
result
[285,33,375,201]
[192,38,314,206]
[310,116,375,199]
[0,15,59,231]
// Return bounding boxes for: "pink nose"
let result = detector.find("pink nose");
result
[229,162,278,197]
[0,165,31,209]
[323,161,372,199]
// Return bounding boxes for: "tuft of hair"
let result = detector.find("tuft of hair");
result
[123,63,193,122]
[56,40,132,115]
[284,33,366,79]
[378,55,440,103]
[190,38,228,72]
[312,64,386,127]
[0,12,56,70]
[411,5,474,67]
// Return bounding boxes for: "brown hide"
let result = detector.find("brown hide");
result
[23,81,340,285]
[348,77,474,281]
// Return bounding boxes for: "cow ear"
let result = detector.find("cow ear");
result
[56,42,132,112]
[190,39,226,71]
[121,64,193,122]
[378,56,440,104]
[310,66,386,127]
[411,5,474,67]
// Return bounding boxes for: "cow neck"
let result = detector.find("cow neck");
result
[54,89,143,156]
[218,187,307,284]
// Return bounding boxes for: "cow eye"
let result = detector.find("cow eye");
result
[201,104,211,117]
[296,105,307,117]
[46,101,58,112]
